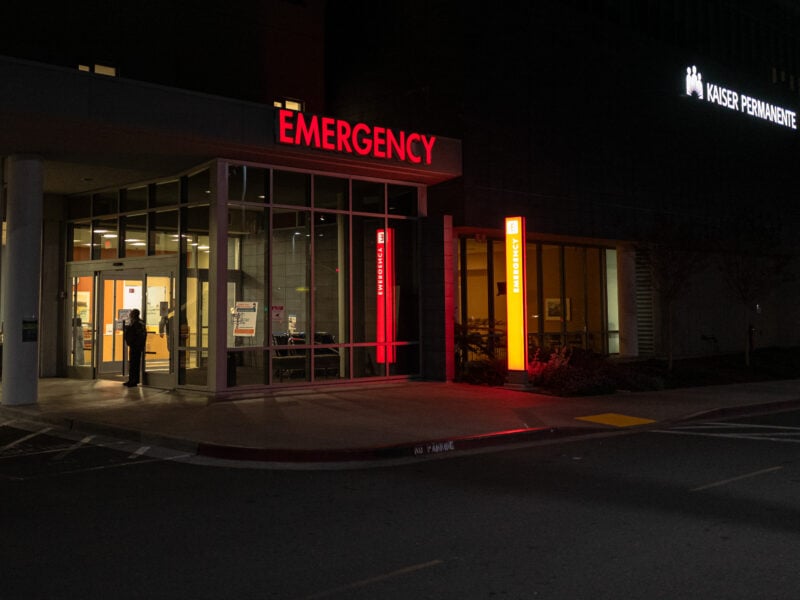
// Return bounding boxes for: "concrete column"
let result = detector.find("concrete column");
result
[617,244,639,358]
[2,155,43,406]
[207,160,228,392]
[419,214,454,381]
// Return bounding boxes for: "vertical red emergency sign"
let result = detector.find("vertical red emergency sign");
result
[377,228,396,363]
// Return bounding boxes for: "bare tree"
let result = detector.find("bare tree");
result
[716,216,795,367]
[636,239,706,371]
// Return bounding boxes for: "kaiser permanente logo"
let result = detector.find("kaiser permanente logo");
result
[684,65,797,130]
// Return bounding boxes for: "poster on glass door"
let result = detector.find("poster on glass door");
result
[233,301,258,337]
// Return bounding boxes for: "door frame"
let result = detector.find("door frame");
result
[65,257,178,388]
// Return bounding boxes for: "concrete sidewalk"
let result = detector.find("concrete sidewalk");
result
[1,378,800,468]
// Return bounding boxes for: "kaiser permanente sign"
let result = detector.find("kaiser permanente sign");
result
[684,65,797,130]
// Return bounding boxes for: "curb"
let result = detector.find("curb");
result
[195,426,607,465]
[667,398,800,425]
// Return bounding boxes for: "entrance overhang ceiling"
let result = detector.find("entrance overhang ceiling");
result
[0,57,462,195]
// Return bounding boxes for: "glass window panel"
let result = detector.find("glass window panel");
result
[70,222,92,261]
[606,249,619,353]
[585,247,604,353]
[68,195,91,219]
[150,210,179,255]
[387,184,418,216]
[314,212,349,345]
[178,350,207,386]
[351,215,383,343]
[526,244,541,351]
[541,244,563,346]
[390,219,419,343]
[145,275,174,375]
[273,170,310,207]
[313,347,347,380]
[271,208,311,345]
[123,214,147,257]
[92,190,118,216]
[564,246,587,348]
[153,180,180,208]
[187,169,211,204]
[271,349,310,383]
[491,239,507,358]
[185,205,210,270]
[228,165,268,203]
[227,349,266,387]
[352,179,384,213]
[123,185,149,212]
[92,218,118,260]
[227,207,267,348]
[461,237,488,328]
[70,275,93,367]
[314,175,348,210]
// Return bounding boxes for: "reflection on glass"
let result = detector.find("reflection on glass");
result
[351,215,382,343]
[228,207,267,347]
[228,165,268,203]
[187,169,211,204]
[70,222,92,261]
[93,190,118,216]
[387,184,417,216]
[186,205,210,270]
[314,176,348,210]
[92,218,118,260]
[145,275,173,374]
[154,180,180,208]
[314,212,348,346]
[123,185,149,212]
[150,210,179,255]
[352,180,384,213]
[274,170,310,207]
[271,209,311,344]
[124,214,147,257]
[70,275,93,367]
[227,350,266,386]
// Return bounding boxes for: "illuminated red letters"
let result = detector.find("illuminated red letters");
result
[278,109,436,165]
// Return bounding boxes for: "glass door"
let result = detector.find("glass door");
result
[68,270,96,378]
[97,270,143,379]
[143,270,175,388]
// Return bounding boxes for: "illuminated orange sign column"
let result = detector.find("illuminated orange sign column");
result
[505,217,529,386]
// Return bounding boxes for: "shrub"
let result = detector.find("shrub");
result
[527,346,662,396]
[463,358,508,386]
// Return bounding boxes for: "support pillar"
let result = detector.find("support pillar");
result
[617,244,639,358]
[2,155,43,406]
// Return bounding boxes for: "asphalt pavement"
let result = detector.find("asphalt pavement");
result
[1,377,800,469]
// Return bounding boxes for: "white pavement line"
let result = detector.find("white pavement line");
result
[297,560,444,600]
[53,435,95,460]
[128,446,151,459]
[691,466,783,492]
[0,447,71,460]
[655,430,800,444]
[678,423,800,432]
[23,455,192,480]
[0,427,52,453]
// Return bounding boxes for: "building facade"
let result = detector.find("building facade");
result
[3,1,800,404]
[328,0,800,364]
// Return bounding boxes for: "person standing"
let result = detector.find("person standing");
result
[123,308,147,387]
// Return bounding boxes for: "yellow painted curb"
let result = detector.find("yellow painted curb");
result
[575,413,657,428]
